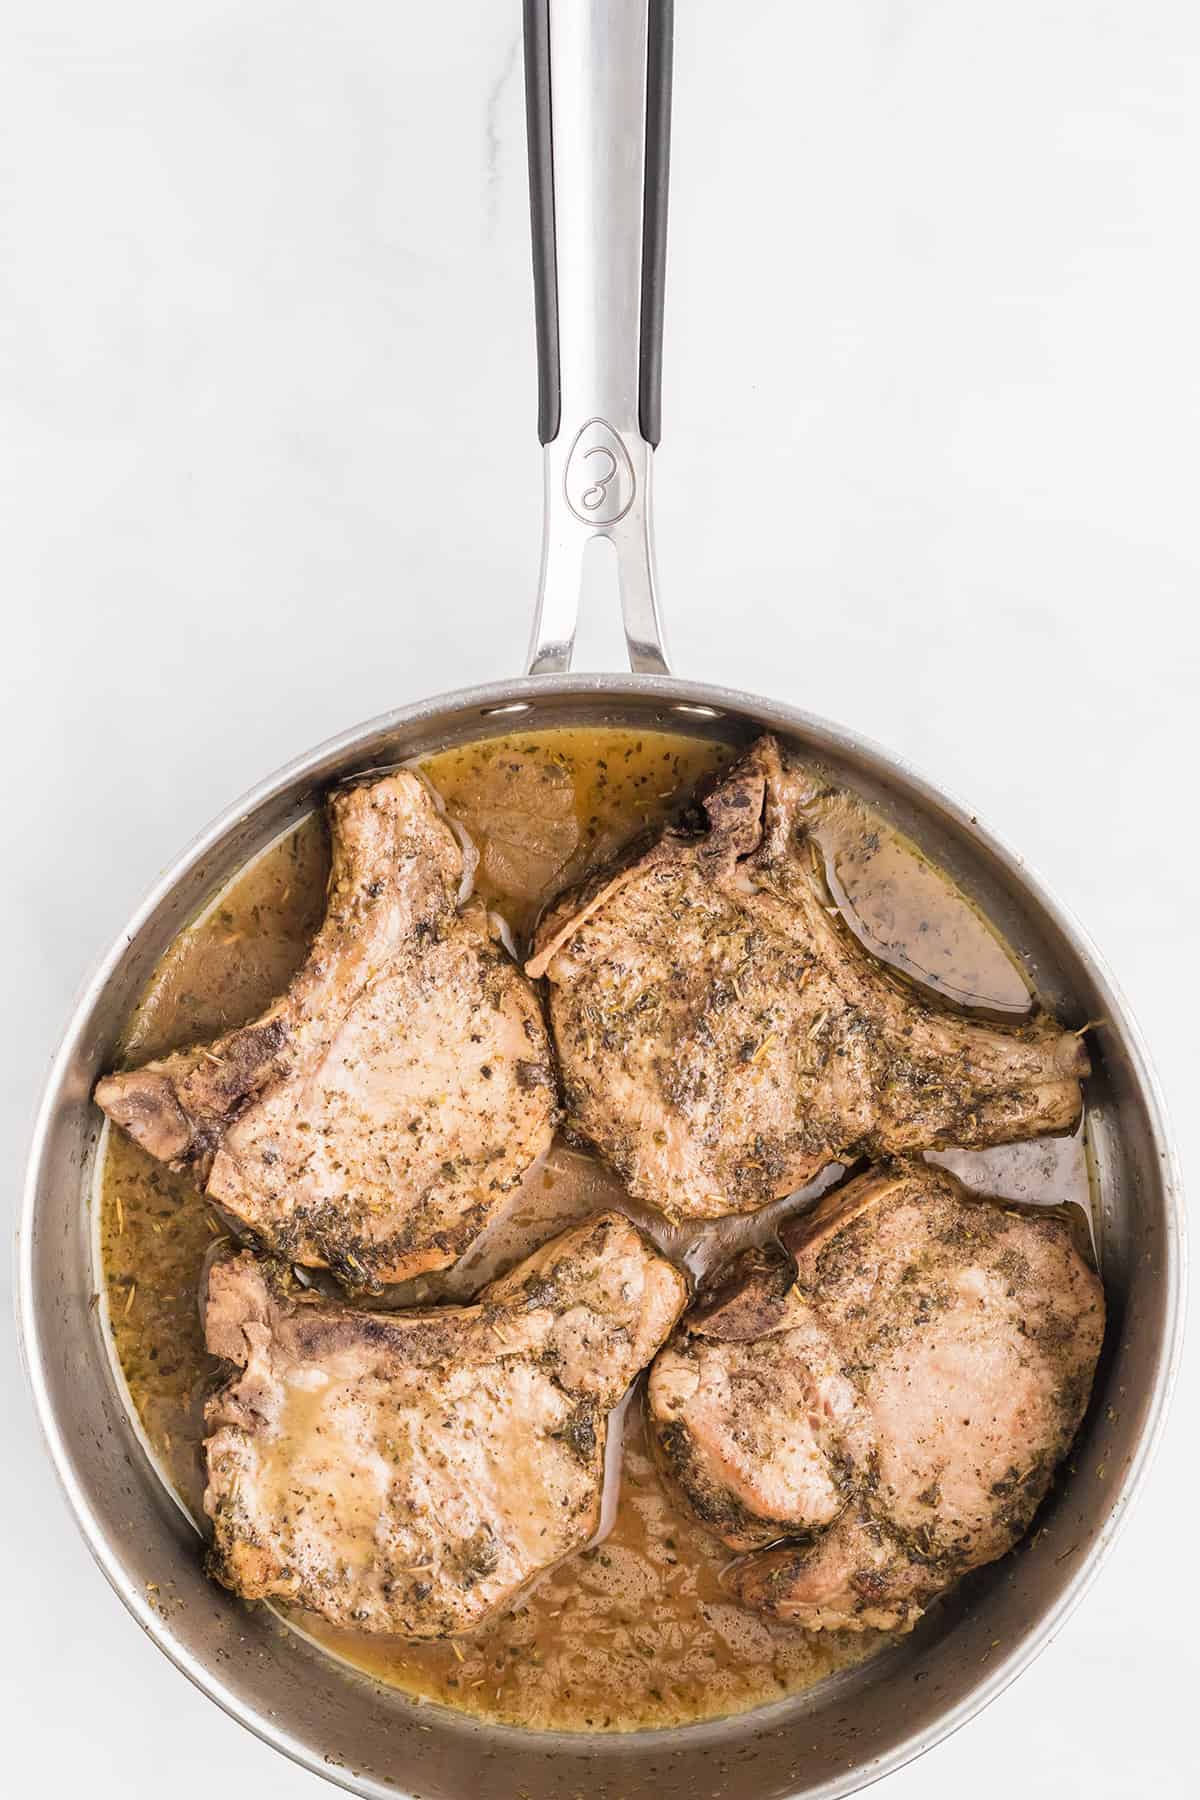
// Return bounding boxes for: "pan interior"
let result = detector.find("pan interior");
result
[22,679,1179,1800]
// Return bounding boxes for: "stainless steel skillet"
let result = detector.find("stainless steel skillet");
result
[18,4,1184,1798]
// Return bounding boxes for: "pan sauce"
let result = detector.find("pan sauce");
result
[98,727,1094,1730]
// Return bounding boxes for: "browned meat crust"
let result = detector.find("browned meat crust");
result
[529,737,1087,1222]
[647,1162,1104,1631]
[96,771,557,1287]
[203,1213,688,1637]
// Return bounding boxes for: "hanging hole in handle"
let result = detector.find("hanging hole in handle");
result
[480,702,536,718]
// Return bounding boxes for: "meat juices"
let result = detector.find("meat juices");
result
[204,1214,687,1636]
[98,727,1104,1728]
[96,770,556,1287]
[529,736,1087,1222]
[648,1163,1104,1632]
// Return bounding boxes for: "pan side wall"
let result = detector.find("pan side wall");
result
[19,676,1183,1800]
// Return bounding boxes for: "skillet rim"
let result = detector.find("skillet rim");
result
[16,670,1187,1800]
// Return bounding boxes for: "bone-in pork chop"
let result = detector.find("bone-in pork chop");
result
[203,1213,688,1636]
[647,1163,1103,1632]
[96,771,556,1286]
[528,738,1087,1222]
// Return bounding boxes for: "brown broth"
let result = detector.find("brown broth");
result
[292,1403,882,1730]
[98,726,1093,1732]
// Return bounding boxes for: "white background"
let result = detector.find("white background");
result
[3,1,1197,1793]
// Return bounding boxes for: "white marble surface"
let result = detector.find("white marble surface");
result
[3,2,1198,1792]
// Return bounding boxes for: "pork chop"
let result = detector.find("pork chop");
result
[527,737,1088,1222]
[647,1163,1104,1631]
[203,1212,688,1637]
[96,771,556,1287]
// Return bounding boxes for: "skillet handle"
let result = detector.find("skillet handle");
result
[522,0,673,675]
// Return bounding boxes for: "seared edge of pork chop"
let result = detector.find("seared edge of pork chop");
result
[203,1213,689,1637]
[722,1509,935,1633]
[648,1162,1104,1631]
[528,737,1088,1223]
[95,770,557,1286]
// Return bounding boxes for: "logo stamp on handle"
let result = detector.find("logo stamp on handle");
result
[564,418,636,525]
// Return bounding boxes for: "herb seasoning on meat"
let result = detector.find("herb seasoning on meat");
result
[98,727,1097,1731]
